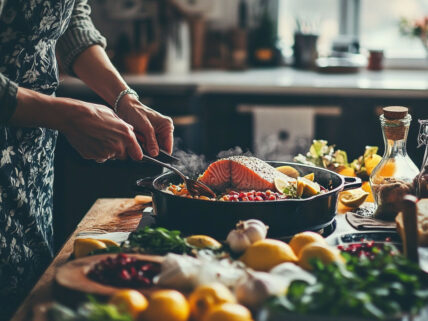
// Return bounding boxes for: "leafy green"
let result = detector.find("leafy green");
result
[267,245,428,319]
[294,140,349,170]
[125,226,191,255]
[282,184,298,198]
[47,298,133,321]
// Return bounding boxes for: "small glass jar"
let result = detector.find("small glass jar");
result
[416,120,428,198]
[370,106,419,220]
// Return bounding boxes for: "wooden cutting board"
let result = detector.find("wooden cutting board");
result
[55,254,163,296]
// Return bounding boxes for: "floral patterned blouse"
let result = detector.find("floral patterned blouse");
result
[0,1,105,320]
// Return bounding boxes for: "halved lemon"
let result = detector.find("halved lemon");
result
[303,173,314,181]
[339,188,369,208]
[186,235,222,249]
[274,177,295,194]
[276,165,300,179]
[73,238,107,258]
[98,239,120,247]
[134,195,153,205]
[298,177,320,196]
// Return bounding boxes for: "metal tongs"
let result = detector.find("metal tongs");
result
[135,132,216,198]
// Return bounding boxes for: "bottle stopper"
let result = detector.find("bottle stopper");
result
[383,106,408,120]
[383,106,409,140]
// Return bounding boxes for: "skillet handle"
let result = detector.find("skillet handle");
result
[134,177,157,194]
[342,176,362,190]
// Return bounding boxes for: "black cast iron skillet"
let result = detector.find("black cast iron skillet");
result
[135,161,361,239]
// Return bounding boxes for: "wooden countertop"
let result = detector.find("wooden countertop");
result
[7,198,368,321]
[10,198,146,321]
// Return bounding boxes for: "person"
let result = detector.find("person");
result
[0,1,174,319]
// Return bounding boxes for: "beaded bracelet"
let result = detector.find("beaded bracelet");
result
[113,88,139,113]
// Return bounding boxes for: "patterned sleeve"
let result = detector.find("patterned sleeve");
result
[56,0,107,76]
[0,0,19,124]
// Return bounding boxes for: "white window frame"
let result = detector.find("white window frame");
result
[339,0,427,69]
[276,0,428,69]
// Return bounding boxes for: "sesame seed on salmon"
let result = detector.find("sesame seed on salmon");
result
[198,156,295,191]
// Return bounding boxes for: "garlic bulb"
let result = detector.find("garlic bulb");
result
[235,271,286,309]
[226,219,269,253]
[226,229,252,253]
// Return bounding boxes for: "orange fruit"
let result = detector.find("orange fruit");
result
[338,167,356,177]
[204,303,253,321]
[139,290,189,321]
[362,181,374,202]
[188,283,236,321]
[299,242,345,270]
[109,290,148,318]
[289,231,327,258]
[240,239,297,271]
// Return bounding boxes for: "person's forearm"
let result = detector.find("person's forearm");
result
[9,87,78,131]
[72,45,128,108]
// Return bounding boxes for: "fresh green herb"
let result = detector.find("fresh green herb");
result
[282,184,297,198]
[125,226,191,255]
[267,245,428,319]
[294,140,349,170]
[47,298,133,321]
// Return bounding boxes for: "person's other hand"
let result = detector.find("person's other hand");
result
[116,95,174,157]
[61,99,143,162]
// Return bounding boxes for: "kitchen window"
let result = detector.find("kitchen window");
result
[277,0,428,67]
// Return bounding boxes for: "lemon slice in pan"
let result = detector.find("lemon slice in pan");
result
[276,165,300,179]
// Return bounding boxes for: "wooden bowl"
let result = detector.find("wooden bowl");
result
[55,254,163,296]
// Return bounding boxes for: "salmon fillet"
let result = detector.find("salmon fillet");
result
[198,156,295,191]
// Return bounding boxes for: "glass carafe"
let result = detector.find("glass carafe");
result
[416,120,428,198]
[370,106,419,220]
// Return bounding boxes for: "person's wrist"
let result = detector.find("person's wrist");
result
[51,97,88,133]
[115,92,142,116]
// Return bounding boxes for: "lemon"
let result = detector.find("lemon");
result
[339,188,369,208]
[73,238,107,258]
[296,179,304,198]
[299,242,345,270]
[274,177,295,194]
[139,290,189,321]
[240,239,297,271]
[134,195,153,205]
[98,239,120,248]
[188,283,236,321]
[275,165,300,179]
[109,290,148,318]
[204,303,253,321]
[303,173,314,181]
[298,177,320,197]
[289,231,327,258]
[365,154,382,175]
[186,235,222,249]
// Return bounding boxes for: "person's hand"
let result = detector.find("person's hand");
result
[116,95,174,156]
[60,98,143,162]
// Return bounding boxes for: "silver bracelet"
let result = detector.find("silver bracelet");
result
[113,88,139,113]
